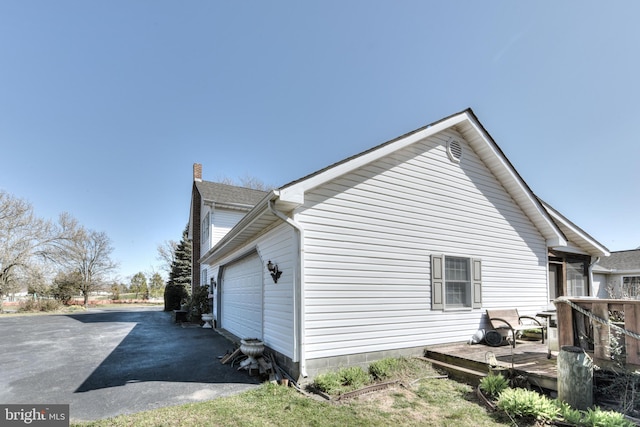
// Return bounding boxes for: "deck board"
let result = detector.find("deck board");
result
[426,340,558,386]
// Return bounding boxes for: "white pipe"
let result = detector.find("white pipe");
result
[268,200,307,378]
[588,256,601,297]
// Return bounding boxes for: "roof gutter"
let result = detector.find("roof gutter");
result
[199,192,277,265]
[268,199,307,379]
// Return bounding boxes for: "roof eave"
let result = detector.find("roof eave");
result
[200,191,285,265]
[541,200,610,257]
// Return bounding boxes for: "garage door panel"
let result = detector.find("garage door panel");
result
[221,253,263,339]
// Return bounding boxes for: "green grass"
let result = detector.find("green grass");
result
[72,365,518,427]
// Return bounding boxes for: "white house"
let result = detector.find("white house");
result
[593,249,640,298]
[198,109,609,381]
[188,164,268,320]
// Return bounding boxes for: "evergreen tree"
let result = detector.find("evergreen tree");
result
[149,272,165,299]
[163,225,192,311]
[130,272,148,300]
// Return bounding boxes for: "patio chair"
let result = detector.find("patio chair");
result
[486,309,544,347]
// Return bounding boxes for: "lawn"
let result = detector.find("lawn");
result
[72,365,520,427]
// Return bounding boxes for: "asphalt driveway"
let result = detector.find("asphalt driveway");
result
[0,306,259,421]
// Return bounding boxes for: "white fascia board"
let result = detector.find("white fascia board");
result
[199,191,278,265]
[278,113,470,204]
[544,205,610,257]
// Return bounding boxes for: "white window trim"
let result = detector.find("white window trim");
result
[431,254,482,311]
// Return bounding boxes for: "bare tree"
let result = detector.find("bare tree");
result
[214,175,275,191]
[238,173,275,191]
[0,191,73,305]
[57,227,118,306]
[156,240,178,275]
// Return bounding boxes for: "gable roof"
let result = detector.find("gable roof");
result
[595,249,640,273]
[540,200,609,257]
[195,181,268,208]
[201,108,608,264]
[278,108,567,248]
[188,180,269,241]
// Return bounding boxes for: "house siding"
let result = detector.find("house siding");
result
[296,129,549,360]
[212,223,297,360]
[257,224,297,359]
[211,209,246,247]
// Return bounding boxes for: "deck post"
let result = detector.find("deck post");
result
[624,303,640,365]
[592,302,610,360]
[556,300,574,348]
[558,346,593,410]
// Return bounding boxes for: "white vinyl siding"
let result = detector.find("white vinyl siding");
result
[221,253,263,340]
[211,209,246,248]
[258,224,296,359]
[297,129,548,360]
[215,224,297,359]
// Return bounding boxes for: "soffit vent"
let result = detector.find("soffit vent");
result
[447,138,463,163]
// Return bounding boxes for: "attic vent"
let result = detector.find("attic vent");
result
[447,138,463,163]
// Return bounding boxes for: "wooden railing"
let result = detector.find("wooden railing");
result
[555,298,640,366]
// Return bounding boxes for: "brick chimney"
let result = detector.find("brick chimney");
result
[193,163,202,182]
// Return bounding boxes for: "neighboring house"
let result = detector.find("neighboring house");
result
[593,249,640,298]
[198,109,609,381]
[188,163,268,320]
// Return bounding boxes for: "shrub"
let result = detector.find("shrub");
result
[369,357,400,380]
[187,284,210,321]
[313,371,342,394]
[18,299,62,312]
[340,366,370,389]
[479,373,509,399]
[313,366,371,395]
[582,407,634,427]
[163,284,189,311]
[556,400,584,425]
[497,388,558,422]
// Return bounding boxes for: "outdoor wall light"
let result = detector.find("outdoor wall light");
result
[267,260,282,284]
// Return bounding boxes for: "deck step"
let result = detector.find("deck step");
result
[418,356,487,386]
[424,349,494,374]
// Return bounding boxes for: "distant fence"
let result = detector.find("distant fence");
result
[2,298,162,307]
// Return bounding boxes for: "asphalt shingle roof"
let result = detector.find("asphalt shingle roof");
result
[195,181,269,207]
[596,250,640,271]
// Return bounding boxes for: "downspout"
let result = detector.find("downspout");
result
[268,200,307,378]
[588,256,600,297]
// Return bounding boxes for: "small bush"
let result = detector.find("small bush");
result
[312,371,342,394]
[497,388,558,422]
[556,400,584,425]
[479,373,509,399]
[313,366,371,395]
[582,406,634,427]
[369,357,400,380]
[163,284,189,311]
[18,299,62,312]
[340,366,370,389]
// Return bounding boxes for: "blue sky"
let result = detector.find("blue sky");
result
[1,1,638,281]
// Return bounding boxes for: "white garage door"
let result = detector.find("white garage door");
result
[221,253,263,340]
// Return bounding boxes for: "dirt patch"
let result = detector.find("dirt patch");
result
[351,385,434,424]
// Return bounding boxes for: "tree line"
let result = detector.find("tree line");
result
[0,190,121,308]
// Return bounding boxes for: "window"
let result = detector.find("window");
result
[431,254,482,310]
[201,269,207,287]
[567,260,588,297]
[623,276,640,298]
[201,212,210,244]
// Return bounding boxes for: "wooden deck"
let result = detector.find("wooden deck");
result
[424,339,558,391]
